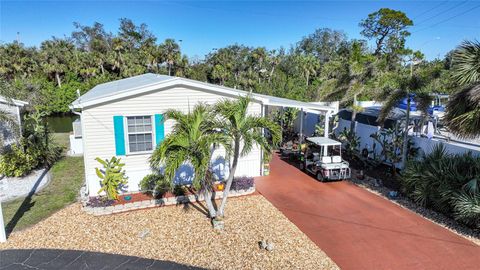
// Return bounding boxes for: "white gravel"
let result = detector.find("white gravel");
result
[0,195,339,269]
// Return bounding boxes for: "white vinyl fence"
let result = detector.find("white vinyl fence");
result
[334,119,480,165]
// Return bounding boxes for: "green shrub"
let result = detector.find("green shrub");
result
[139,173,169,197]
[0,111,63,177]
[95,157,128,200]
[0,143,40,177]
[402,144,480,229]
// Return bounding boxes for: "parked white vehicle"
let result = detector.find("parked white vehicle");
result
[299,137,351,181]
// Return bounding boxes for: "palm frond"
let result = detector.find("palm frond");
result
[452,40,480,85]
[377,88,407,124]
[444,83,480,138]
[415,91,433,117]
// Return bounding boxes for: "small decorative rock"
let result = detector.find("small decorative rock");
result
[388,191,398,198]
[138,229,150,239]
[259,239,267,250]
[266,241,274,252]
[258,239,274,251]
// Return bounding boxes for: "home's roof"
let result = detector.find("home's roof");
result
[71,73,337,113]
[0,96,28,107]
[306,137,342,146]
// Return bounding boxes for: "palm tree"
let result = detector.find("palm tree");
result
[161,39,180,76]
[40,38,74,87]
[214,96,281,217]
[377,74,432,169]
[444,40,480,138]
[109,37,126,74]
[297,54,320,86]
[149,104,231,218]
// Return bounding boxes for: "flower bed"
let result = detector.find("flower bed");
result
[83,184,256,216]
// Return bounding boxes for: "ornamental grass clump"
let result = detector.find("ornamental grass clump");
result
[401,144,480,229]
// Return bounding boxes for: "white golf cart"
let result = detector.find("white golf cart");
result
[299,137,351,181]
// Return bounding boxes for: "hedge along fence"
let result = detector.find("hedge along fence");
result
[83,177,256,216]
[401,144,480,229]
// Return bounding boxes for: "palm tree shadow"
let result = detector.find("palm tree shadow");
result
[5,169,48,236]
[179,189,210,218]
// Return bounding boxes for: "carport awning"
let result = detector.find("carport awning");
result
[257,94,337,114]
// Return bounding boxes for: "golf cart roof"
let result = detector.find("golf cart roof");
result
[306,137,342,146]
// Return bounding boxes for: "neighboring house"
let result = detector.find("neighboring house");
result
[70,73,336,196]
[0,96,28,146]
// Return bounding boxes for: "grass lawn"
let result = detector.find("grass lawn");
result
[51,133,70,152]
[2,133,84,233]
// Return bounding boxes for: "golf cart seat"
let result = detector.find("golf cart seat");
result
[321,156,332,163]
[332,156,342,163]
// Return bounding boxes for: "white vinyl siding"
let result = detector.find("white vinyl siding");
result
[82,86,262,195]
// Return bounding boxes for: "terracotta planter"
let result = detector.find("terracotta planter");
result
[216,183,225,191]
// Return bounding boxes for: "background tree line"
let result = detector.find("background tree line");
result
[0,9,460,115]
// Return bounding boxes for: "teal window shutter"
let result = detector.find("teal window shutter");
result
[113,116,126,155]
[154,114,165,145]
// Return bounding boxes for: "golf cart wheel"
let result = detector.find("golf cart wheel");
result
[316,172,324,182]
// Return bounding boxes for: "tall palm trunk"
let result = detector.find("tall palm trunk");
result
[203,184,217,218]
[218,137,240,217]
[269,66,275,83]
[55,72,62,87]
[350,94,358,132]
[402,96,410,169]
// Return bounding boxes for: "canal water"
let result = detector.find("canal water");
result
[46,114,79,133]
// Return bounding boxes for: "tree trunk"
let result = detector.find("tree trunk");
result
[402,96,410,169]
[374,34,387,56]
[306,72,309,86]
[350,94,358,132]
[217,137,240,217]
[168,63,172,76]
[203,187,217,218]
[55,72,62,87]
[269,66,275,83]
[100,64,105,75]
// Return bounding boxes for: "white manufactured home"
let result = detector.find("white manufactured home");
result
[70,73,336,196]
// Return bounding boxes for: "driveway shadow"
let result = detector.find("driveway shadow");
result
[0,249,205,269]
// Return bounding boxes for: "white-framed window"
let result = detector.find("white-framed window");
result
[126,115,154,153]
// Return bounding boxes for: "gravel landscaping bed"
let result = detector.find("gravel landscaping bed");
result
[0,195,338,270]
[349,169,480,246]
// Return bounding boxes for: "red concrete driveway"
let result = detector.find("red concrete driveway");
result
[256,153,480,270]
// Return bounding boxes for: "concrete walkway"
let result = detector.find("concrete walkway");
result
[256,154,480,270]
[0,249,204,269]
[0,169,51,202]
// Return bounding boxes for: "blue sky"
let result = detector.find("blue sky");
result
[1,1,479,60]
